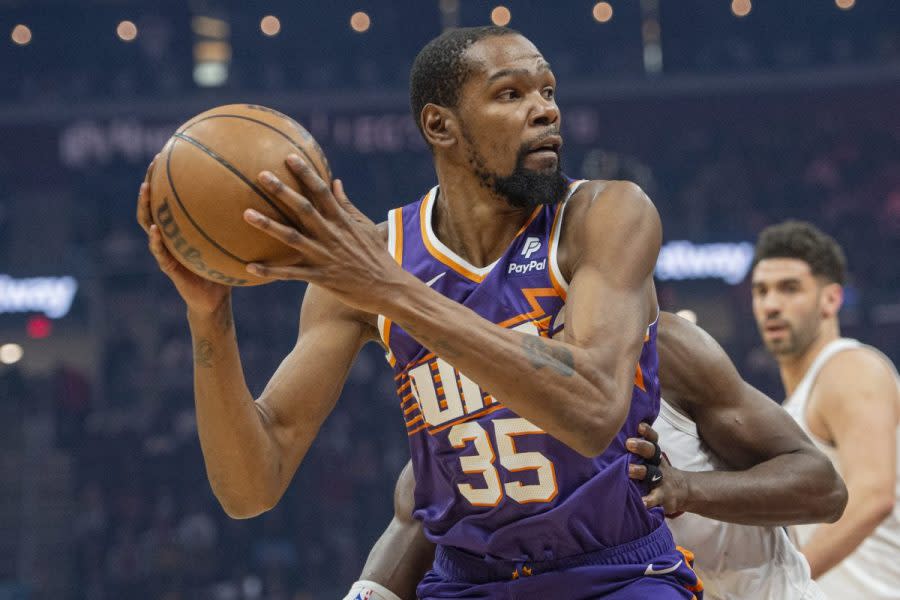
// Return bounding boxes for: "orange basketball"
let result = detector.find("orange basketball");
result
[148,104,331,286]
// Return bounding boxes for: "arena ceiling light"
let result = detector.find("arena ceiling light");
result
[11,24,31,46]
[260,15,281,36]
[350,11,371,33]
[835,0,855,9]
[0,344,24,366]
[592,2,613,24]
[117,20,138,42]
[731,0,752,18]
[491,6,511,26]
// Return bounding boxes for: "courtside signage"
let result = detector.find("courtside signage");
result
[0,275,78,318]
[655,241,754,285]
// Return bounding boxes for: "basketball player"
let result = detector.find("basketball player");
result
[751,221,900,599]
[140,26,704,598]
[346,311,846,600]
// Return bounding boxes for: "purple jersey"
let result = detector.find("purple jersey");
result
[378,180,666,562]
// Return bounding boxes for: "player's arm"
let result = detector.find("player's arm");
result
[635,313,848,526]
[139,160,375,519]
[388,181,657,456]
[347,461,435,600]
[189,284,372,519]
[795,350,898,579]
[245,162,658,457]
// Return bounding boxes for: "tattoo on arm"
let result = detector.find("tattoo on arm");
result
[522,336,575,377]
[194,339,213,368]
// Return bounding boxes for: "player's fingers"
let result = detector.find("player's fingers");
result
[642,488,664,509]
[137,182,152,233]
[638,422,660,444]
[628,464,648,481]
[246,263,315,282]
[148,225,181,275]
[285,154,341,217]
[625,438,658,461]
[255,172,329,237]
[244,208,317,251]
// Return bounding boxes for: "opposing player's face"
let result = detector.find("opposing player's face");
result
[751,258,828,357]
[455,35,567,208]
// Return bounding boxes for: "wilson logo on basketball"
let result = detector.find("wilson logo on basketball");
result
[155,198,249,286]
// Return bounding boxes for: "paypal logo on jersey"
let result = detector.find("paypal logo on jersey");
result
[522,236,542,259]
[508,236,546,276]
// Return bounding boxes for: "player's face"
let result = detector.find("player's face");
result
[455,35,567,208]
[751,258,827,357]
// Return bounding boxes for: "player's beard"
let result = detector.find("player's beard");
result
[760,312,820,358]
[462,127,569,209]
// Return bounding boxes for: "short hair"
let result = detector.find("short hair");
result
[753,220,847,285]
[409,26,520,140]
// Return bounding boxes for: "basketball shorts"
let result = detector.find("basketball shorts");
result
[417,524,703,600]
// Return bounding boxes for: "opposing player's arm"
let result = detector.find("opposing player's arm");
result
[385,182,659,456]
[796,349,898,579]
[189,282,373,519]
[350,461,435,600]
[650,313,847,526]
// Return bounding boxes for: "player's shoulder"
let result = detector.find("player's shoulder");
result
[558,179,660,275]
[565,179,658,239]
[567,179,654,216]
[376,220,389,244]
[816,344,898,393]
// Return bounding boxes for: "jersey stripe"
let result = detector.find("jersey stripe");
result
[547,179,587,300]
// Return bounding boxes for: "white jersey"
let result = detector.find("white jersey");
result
[656,399,825,600]
[782,338,900,600]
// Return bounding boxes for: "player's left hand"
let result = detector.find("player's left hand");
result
[626,422,688,517]
[243,154,409,314]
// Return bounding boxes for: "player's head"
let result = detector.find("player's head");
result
[751,221,847,358]
[410,26,567,208]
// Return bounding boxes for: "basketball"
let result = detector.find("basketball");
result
[148,103,332,286]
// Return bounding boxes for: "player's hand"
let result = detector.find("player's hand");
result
[242,154,409,314]
[626,422,688,517]
[137,156,231,315]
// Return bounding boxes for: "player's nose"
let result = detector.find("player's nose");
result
[529,95,559,127]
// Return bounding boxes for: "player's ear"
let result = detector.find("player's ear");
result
[421,104,457,150]
[820,282,844,319]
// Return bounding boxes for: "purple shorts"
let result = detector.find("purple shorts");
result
[417,525,703,600]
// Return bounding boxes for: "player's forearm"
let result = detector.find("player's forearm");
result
[680,450,846,526]
[360,517,435,600]
[187,301,281,518]
[385,280,633,456]
[800,485,894,578]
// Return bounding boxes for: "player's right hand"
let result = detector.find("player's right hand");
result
[137,156,231,315]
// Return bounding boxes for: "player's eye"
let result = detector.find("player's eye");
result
[542,87,555,99]
[497,89,519,101]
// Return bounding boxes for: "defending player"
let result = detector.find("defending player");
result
[140,26,697,597]
[347,312,846,600]
[751,222,899,599]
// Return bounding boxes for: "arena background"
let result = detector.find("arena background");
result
[0,1,898,598]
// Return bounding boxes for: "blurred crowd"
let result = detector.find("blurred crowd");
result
[0,3,899,598]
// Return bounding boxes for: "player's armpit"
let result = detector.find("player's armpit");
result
[358,462,435,600]
[799,349,898,578]
[655,312,847,526]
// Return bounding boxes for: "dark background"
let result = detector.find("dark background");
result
[0,1,898,598]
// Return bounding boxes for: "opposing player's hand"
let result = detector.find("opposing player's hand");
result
[243,154,409,314]
[626,422,688,517]
[137,156,231,315]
